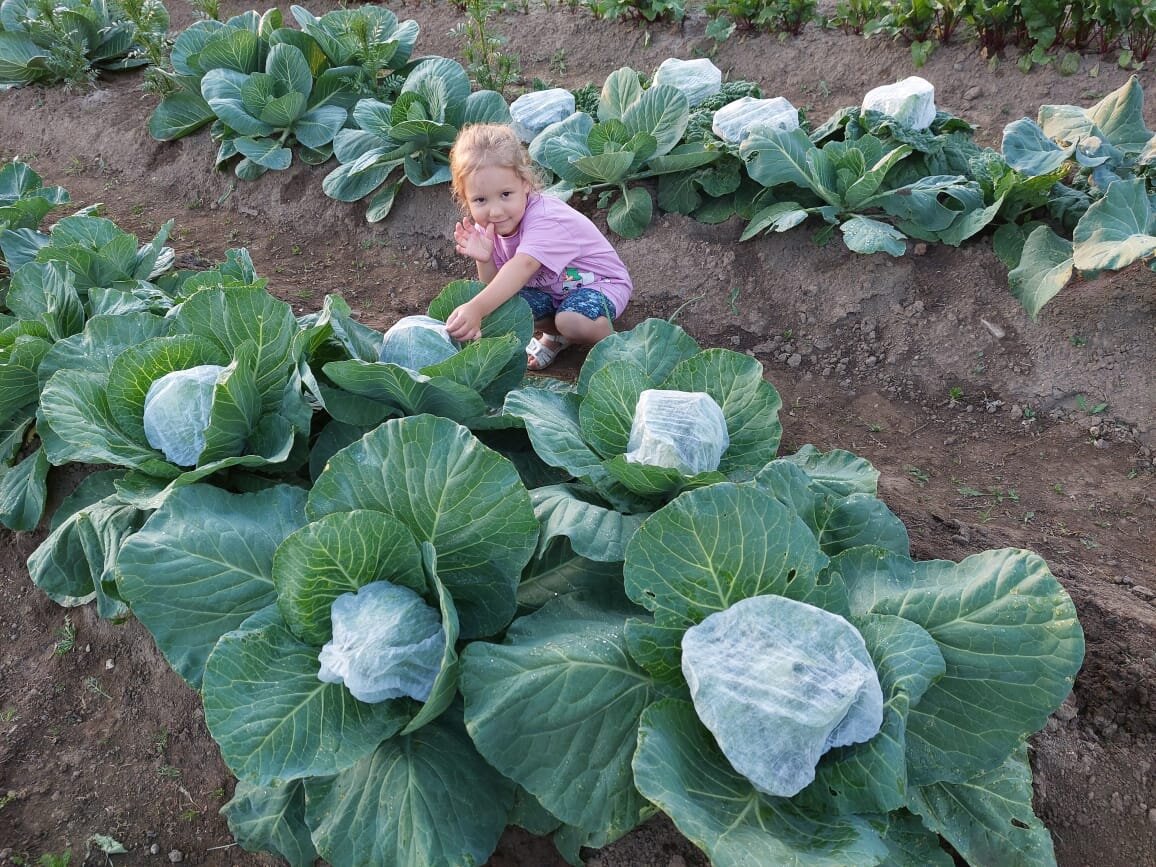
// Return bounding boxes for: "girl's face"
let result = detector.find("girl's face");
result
[463,164,531,237]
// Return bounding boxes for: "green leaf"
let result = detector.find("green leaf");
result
[908,744,1057,867]
[221,779,317,867]
[578,360,650,458]
[461,592,653,840]
[504,388,612,488]
[517,535,627,611]
[531,484,648,563]
[1001,118,1075,176]
[623,483,827,630]
[740,202,810,240]
[607,186,653,238]
[620,84,689,157]
[305,415,539,638]
[662,348,783,474]
[1087,76,1154,154]
[323,359,487,422]
[273,509,424,646]
[1009,225,1074,319]
[1072,178,1156,272]
[840,216,908,256]
[740,126,816,189]
[117,484,309,688]
[305,708,515,867]
[203,606,409,784]
[0,446,47,531]
[577,318,700,395]
[866,549,1085,785]
[598,67,643,122]
[634,699,890,865]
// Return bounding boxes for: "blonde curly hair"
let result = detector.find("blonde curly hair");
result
[449,123,543,213]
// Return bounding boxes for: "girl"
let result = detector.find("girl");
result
[445,123,633,370]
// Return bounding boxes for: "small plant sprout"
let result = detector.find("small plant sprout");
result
[53,617,76,656]
[83,677,111,700]
[949,385,964,402]
[905,465,929,486]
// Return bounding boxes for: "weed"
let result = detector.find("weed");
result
[727,285,742,316]
[130,203,145,216]
[0,792,14,810]
[152,727,169,754]
[180,808,200,821]
[1052,482,1065,494]
[158,764,182,780]
[291,244,303,255]
[451,0,522,97]
[549,49,568,75]
[954,481,984,497]
[0,707,16,722]
[186,0,221,20]
[83,676,111,700]
[948,385,964,402]
[905,465,929,486]
[1070,334,1087,347]
[53,616,76,656]
[1022,406,1037,420]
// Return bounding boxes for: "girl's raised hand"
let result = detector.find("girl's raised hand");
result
[453,220,495,263]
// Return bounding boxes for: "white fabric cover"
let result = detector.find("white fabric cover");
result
[681,595,884,797]
[510,88,577,143]
[712,96,800,144]
[652,57,722,107]
[143,364,226,467]
[624,389,729,474]
[861,76,937,130]
[378,314,459,371]
[317,581,445,704]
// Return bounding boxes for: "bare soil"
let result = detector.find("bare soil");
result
[1,3,1154,866]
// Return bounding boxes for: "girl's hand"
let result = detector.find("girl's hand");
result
[446,301,483,342]
[453,220,495,263]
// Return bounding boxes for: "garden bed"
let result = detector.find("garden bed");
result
[0,2,1154,866]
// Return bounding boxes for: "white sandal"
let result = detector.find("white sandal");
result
[526,333,572,370]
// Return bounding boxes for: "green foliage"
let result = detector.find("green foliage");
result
[0,0,168,88]
[449,0,522,97]
[705,0,818,35]
[585,0,684,23]
[322,58,510,221]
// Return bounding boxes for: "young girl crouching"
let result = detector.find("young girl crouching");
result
[445,123,633,370]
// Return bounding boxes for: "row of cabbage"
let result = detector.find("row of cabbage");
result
[2,1,1153,316]
[1,163,1085,866]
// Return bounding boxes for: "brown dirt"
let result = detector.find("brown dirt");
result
[1,2,1155,866]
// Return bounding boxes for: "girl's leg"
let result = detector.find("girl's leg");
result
[553,289,616,343]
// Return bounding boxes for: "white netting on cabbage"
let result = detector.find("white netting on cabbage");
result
[143,364,226,467]
[317,580,445,704]
[862,76,937,130]
[624,389,729,474]
[510,88,577,143]
[681,595,884,797]
[711,96,799,144]
[378,314,459,371]
[652,57,722,107]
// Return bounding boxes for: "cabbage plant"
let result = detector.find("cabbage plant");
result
[460,465,1085,865]
[148,5,420,145]
[529,66,700,238]
[0,0,167,88]
[316,279,533,433]
[503,318,782,562]
[999,76,1156,317]
[113,415,540,866]
[322,57,510,221]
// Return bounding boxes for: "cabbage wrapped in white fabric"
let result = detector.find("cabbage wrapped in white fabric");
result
[681,595,884,797]
[143,364,226,467]
[624,389,729,474]
[862,76,937,130]
[510,88,577,142]
[652,57,722,107]
[317,580,445,703]
[711,96,799,144]
[378,315,459,371]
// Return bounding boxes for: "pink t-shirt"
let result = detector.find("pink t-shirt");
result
[491,193,633,317]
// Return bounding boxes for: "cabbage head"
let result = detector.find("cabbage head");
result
[142,364,226,466]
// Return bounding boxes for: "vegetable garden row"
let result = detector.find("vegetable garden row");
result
[0,2,1147,865]
[1,152,1085,864]
[2,2,1155,319]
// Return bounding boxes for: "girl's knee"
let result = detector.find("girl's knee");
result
[555,311,612,343]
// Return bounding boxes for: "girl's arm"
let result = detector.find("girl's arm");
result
[446,252,540,341]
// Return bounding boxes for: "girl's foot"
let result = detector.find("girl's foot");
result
[526,333,572,370]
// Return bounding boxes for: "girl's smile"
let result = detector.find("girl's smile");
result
[464,164,532,236]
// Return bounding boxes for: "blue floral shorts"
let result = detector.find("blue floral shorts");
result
[519,287,617,322]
